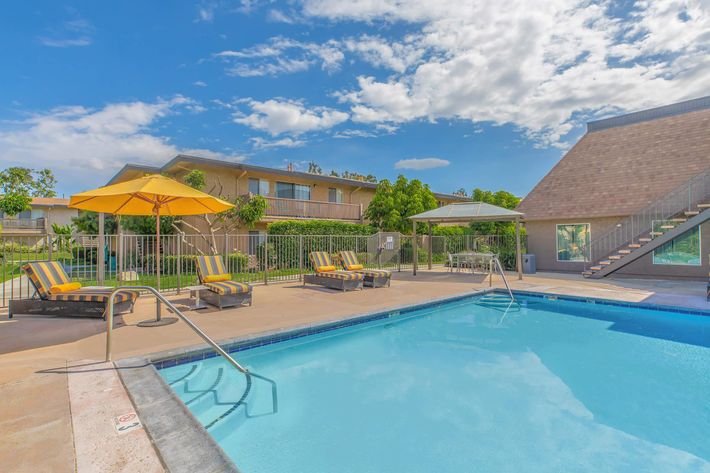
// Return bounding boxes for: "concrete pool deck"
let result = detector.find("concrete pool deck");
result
[1,270,707,472]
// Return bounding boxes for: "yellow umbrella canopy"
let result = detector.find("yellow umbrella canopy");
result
[69,174,234,297]
[68,174,234,216]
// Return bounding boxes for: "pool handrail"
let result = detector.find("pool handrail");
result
[105,286,278,413]
[491,257,515,301]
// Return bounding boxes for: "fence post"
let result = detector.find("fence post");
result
[177,235,182,294]
[46,233,53,261]
[329,235,333,255]
[299,235,304,281]
[263,233,269,285]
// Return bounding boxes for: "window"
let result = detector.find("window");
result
[653,226,701,266]
[18,210,32,219]
[556,223,590,262]
[248,178,269,196]
[276,182,311,200]
[328,187,343,203]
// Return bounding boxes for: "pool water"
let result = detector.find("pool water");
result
[159,294,710,472]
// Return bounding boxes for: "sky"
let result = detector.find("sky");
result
[0,1,708,198]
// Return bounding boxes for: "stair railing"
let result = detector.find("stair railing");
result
[584,167,710,271]
[105,286,278,414]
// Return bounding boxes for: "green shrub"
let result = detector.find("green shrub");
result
[267,220,375,236]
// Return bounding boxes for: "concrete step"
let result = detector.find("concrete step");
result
[582,271,594,278]
[650,231,664,236]
[697,203,710,208]
[639,238,652,242]
[685,211,700,216]
[627,244,641,249]
[600,261,612,266]
[609,255,623,260]
[590,266,602,271]
[618,249,632,254]
[659,225,675,229]
[668,218,687,222]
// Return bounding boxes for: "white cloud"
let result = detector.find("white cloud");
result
[250,136,306,149]
[38,18,95,47]
[394,157,450,170]
[0,97,242,189]
[215,37,344,77]
[193,80,208,87]
[297,0,710,147]
[234,98,349,135]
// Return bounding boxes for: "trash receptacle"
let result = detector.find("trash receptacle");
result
[523,254,536,274]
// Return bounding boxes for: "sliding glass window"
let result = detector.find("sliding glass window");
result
[653,226,701,266]
[556,223,590,262]
[276,182,311,200]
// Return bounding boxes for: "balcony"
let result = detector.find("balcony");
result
[0,218,46,232]
[257,196,362,221]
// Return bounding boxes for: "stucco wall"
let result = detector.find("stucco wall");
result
[525,218,708,279]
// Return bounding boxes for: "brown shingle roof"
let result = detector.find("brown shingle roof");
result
[31,197,70,207]
[517,106,710,221]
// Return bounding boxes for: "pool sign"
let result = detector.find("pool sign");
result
[113,412,143,435]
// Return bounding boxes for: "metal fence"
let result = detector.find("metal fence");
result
[0,232,525,307]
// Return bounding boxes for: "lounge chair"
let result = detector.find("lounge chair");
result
[303,251,363,291]
[195,255,252,309]
[9,261,139,319]
[338,251,392,288]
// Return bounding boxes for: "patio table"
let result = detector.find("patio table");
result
[450,252,497,273]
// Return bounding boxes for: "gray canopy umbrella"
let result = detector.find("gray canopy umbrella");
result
[408,202,525,279]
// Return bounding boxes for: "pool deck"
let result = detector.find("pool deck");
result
[1,270,707,472]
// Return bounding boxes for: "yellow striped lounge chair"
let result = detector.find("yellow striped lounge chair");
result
[303,251,363,291]
[339,251,392,288]
[9,261,139,319]
[195,255,252,309]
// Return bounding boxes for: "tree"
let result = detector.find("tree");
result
[173,170,267,254]
[0,193,32,217]
[307,161,322,175]
[469,188,523,235]
[365,175,438,233]
[453,188,468,197]
[72,211,176,235]
[0,167,57,198]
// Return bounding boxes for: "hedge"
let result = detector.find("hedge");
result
[267,220,376,236]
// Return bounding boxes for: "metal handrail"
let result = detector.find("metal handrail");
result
[490,257,515,301]
[105,286,278,413]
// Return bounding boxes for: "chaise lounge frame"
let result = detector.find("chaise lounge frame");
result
[338,251,392,288]
[195,255,253,310]
[303,251,363,292]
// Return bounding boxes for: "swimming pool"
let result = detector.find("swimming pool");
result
[158,292,710,472]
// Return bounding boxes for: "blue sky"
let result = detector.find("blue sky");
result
[1,1,707,198]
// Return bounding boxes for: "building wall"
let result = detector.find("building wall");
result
[525,218,708,279]
[46,207,78,228]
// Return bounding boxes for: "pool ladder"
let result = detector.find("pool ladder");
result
[104,286,278,416]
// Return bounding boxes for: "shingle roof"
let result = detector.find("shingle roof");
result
[31,197,70,207]
[411,202,522,223]
[517,101,710,221]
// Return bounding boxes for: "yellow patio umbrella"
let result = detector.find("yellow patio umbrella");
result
[69,174,234,319]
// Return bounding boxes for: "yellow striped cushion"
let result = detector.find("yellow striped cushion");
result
[346,264,364,270]
[316,265,337,273]
[22,261,71,299]
[339,251,360,268]
[205,281,251,295]
[50,282,82,293]
[196,255,227,282]
[359,269,392,278]
[48,289,137,304]
[204,274,231,283]
[317,270,363,281]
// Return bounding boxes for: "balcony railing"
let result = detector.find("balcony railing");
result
[0,218,45,231]
[255,195,362,221]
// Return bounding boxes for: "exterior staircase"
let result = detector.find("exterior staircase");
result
[582,169,710,279]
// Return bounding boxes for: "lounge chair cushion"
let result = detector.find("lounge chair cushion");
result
[316,265,337,273]
[315,270,363,281]
[205,281,251,295]
[196,255,228,282]
[358,269,392,278]
[346,264,364,270]
[22,261,71,299]
[50,282,82,293]
[204,273,231,283]
[47,289,137,304]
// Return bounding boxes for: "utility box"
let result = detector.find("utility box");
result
[523,254,536,274]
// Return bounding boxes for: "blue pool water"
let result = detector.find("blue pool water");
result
[159,293,710,472]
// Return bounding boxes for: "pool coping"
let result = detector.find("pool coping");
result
[118,287,709,472]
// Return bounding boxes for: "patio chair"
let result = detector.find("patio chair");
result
[9,261,139,319]
[195,255,252,309]
[303,251,363,291]
[338,251,391,288]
